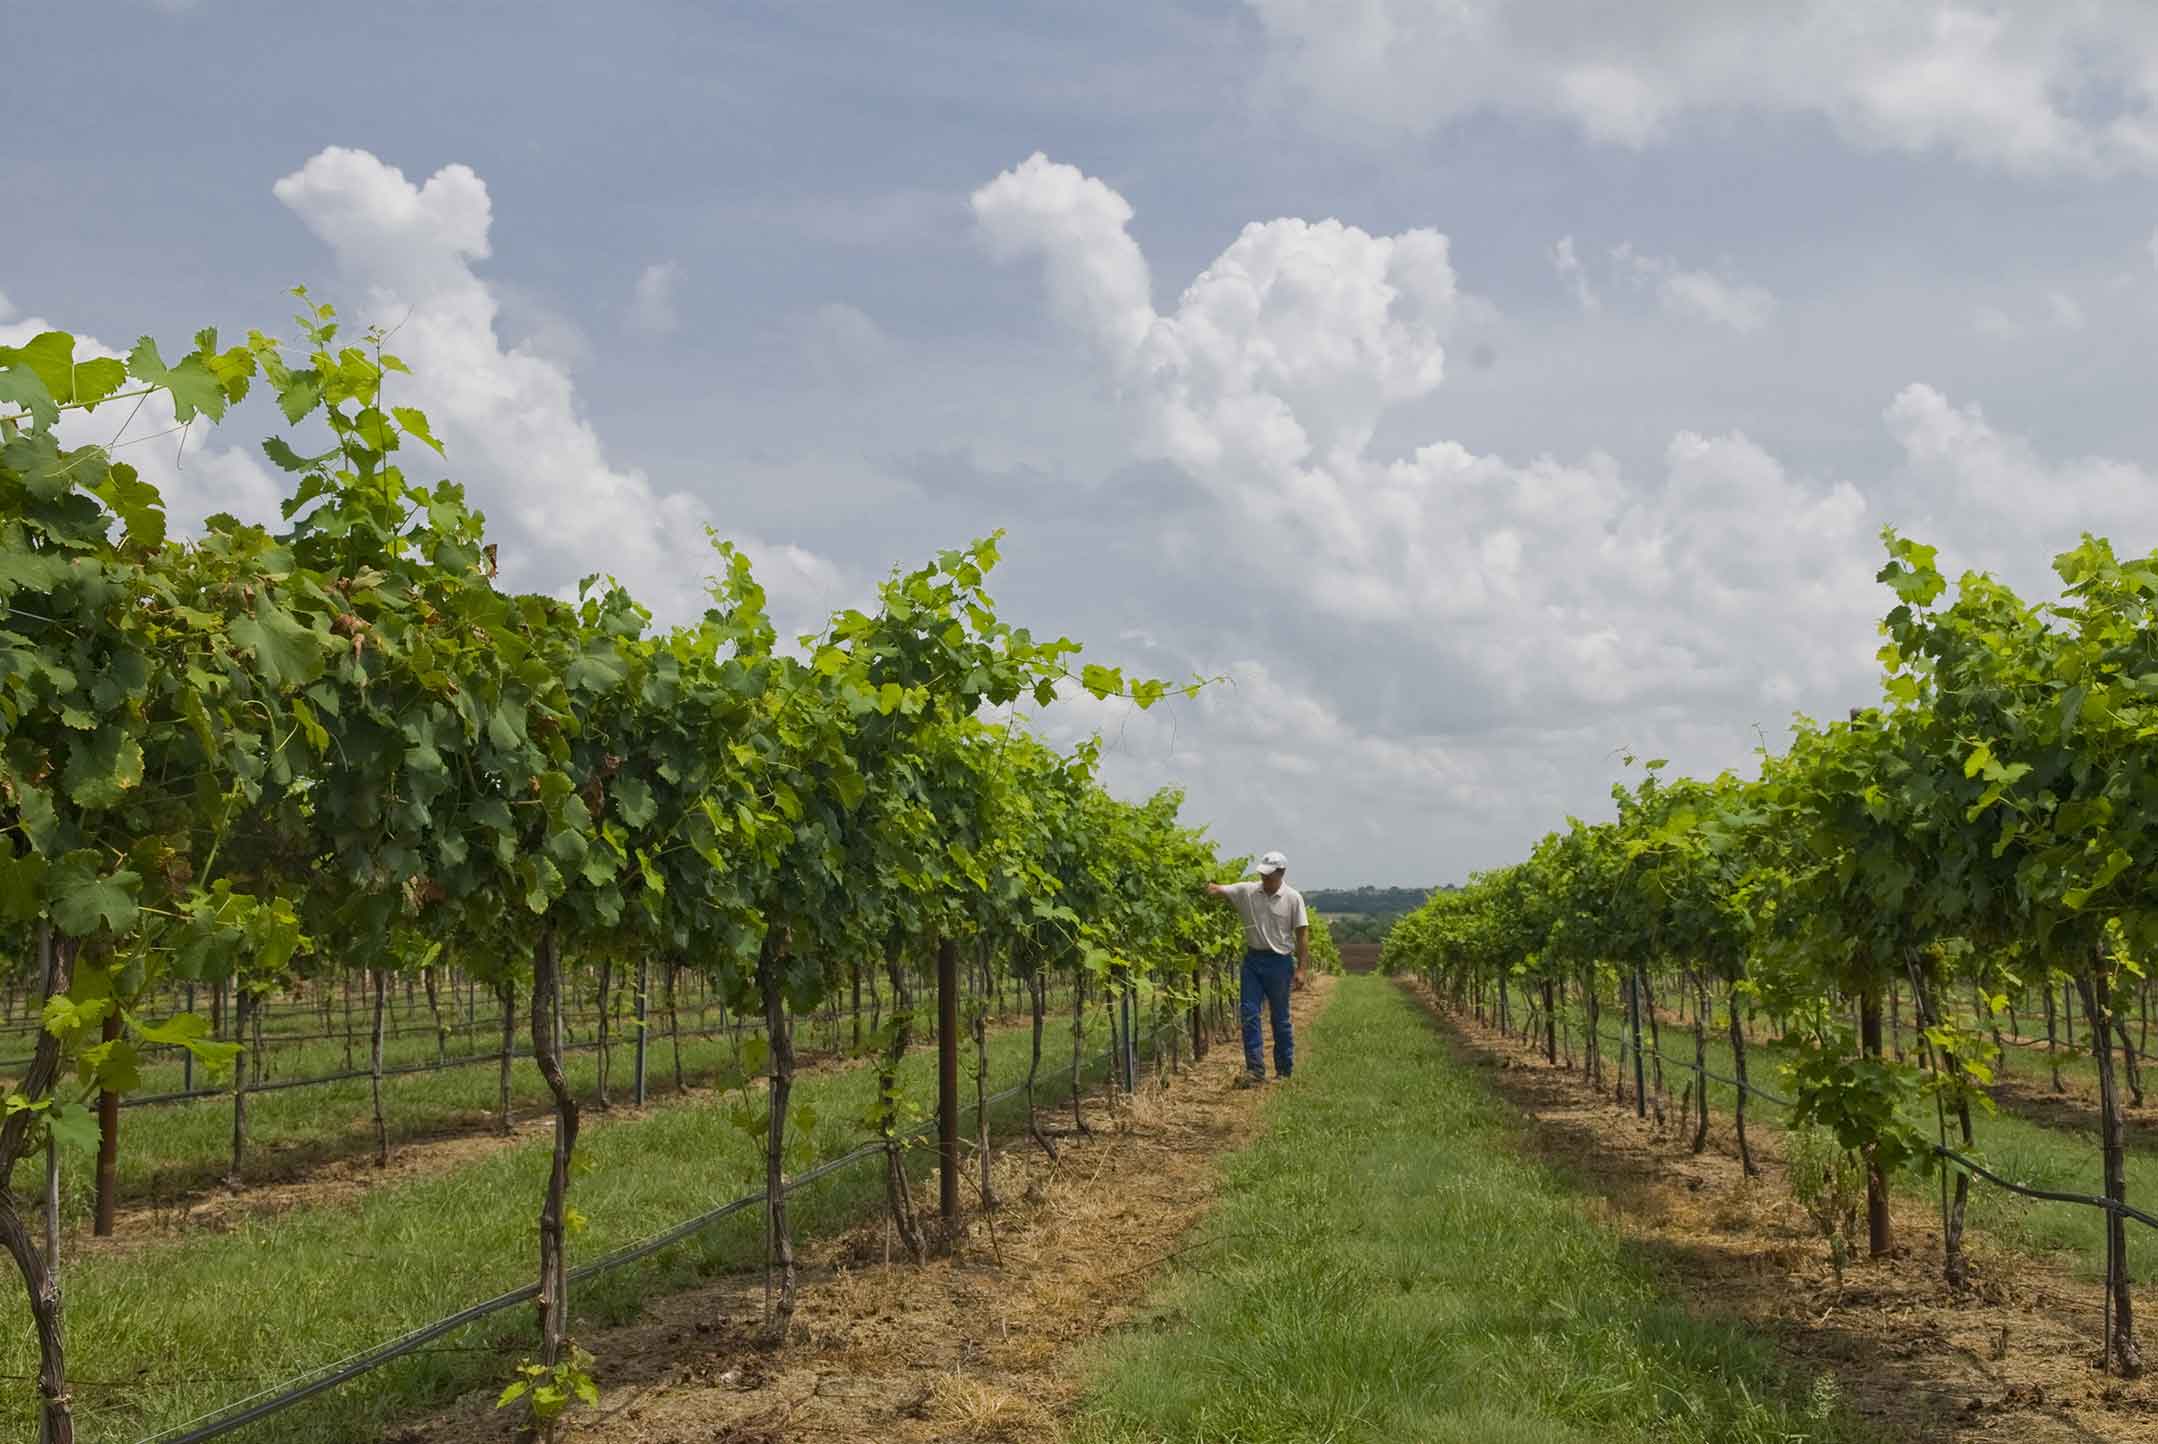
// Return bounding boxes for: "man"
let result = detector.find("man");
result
[1205,850,1308,1087]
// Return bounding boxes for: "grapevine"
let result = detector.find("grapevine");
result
[1387,526,2158,1376]
[0,293,1243,1440]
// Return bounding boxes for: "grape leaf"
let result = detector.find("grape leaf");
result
[126,336,228,422]
[46,1101,101,1153]
[49,853,140,937]
[92,461,167,552]
[230,596,325,688]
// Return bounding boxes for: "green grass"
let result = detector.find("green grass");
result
[1071,976,1864,1444]
[0,999,1129,1443]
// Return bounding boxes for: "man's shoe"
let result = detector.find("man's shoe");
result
[1233,1071,1267,1090]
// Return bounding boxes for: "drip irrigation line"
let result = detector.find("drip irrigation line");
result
[0,1016,633,1077]
[126,1018,1174,1444]
[1931,1146,2158,1230]
[1499,975,2158,1076]
[0,1006,660,1068]
[117,1021,761,1109]
[1577,1023,1794,1109]
[3,982,1085,1071]
[105,990,1077,1109]
[1554,1013,2158,1231]
[0,978,1081,1049]
[1988,1030,2158,1073]
[6,988,1079,1097]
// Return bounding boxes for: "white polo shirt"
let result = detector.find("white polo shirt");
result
[1222,880,1308,956]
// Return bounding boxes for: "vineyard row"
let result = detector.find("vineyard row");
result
[0,298,1340,1440]
[1385,528,2158,1376]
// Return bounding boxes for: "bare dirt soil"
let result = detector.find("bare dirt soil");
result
[1423,982,2158,1444]
[1335,942,1383,973]
[394,978,1333,1444]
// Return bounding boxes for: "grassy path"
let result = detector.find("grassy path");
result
[1071,975,1867,1444]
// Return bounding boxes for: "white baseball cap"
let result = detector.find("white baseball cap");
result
[1257,850,1288,875]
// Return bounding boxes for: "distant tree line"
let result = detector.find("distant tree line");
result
[1306,885,1447,916]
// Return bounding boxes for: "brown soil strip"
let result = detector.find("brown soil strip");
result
[1421,982,2158,1444]
[397,977,1334,1444]
[1336,942,1382,973]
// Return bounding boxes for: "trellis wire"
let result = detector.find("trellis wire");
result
[1558,1016,2158,1228]
[118,1021,751,1109]
[127,1014,1175,1444]
[0,1004,642,1070]
[10,983,1081,1109]
[1462,979,2156,1382]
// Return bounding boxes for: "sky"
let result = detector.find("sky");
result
[6,1,2158,887]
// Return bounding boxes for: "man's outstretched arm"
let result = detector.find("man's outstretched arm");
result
[1205,881,1231,898]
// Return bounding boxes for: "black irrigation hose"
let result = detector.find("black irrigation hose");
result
[1932,1145,2158,1230]
[1563,1020,2158,1231]
[5,985,1077,1084]
[1572,1022,1794,1109]
[0,1005,662,1069]
[130,1019,1174,1444]
[0,1007,443,1049]
[0,991,1026,1069]
[0,985,639,1039]
[115,990,1077,1109]
[118,1020,764,1109]
[110,987,1079,1109]
[5,1013,691,1072]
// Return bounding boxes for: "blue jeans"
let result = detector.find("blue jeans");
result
[1240,950,1294,1077]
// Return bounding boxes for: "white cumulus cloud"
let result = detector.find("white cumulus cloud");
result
[272,147,846,630]
[972,154,1871,722]
[1885,384,2157,586]
[977,152,1458,577]
[970,153,2158,878]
